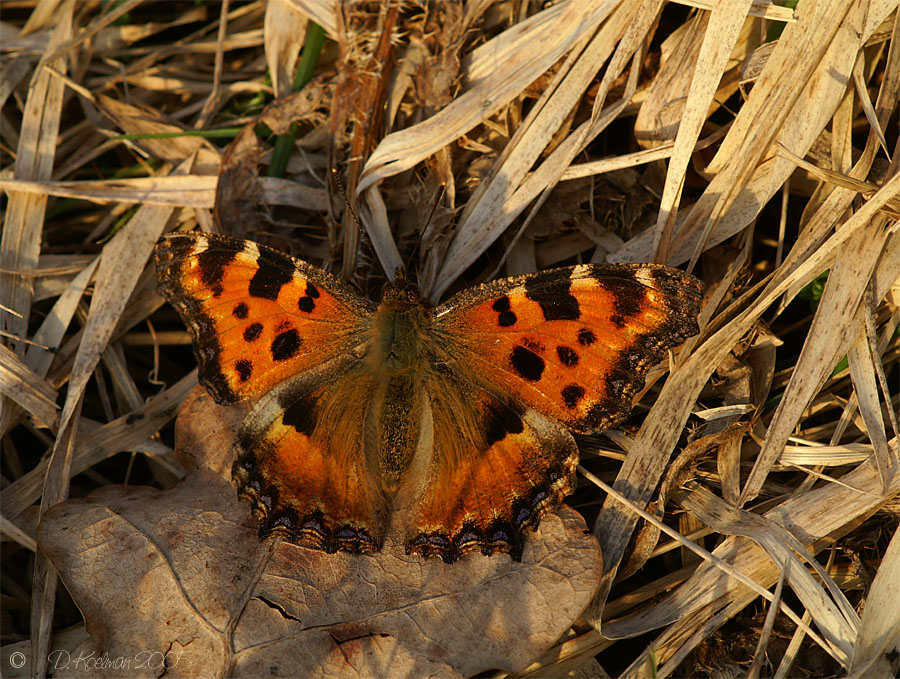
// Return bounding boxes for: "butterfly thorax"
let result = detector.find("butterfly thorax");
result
[369,274,432,375]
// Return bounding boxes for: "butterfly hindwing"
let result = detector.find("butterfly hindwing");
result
[232,353,389,553]
[154,233,374,404]
[433,264,702,435]
[406,367,578,563]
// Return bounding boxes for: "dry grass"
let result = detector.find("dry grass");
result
[1,1,899,677]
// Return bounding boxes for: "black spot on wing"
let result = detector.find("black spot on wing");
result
[196,246,236,297]
[604,276,647,329]
[484,399,525,446]
[525,273,580,321]
[556,345,578,367]
[235,359,252,382]
[248,251,293,300]
[510,345,545,382]
[243,322,263,343]
[492,296,517,327]
[561,384,586,409]
[296,281,320,312]
[232,302,249,319]
[280,391,317,437]
[271,328,302,361]
[577,328,596,346]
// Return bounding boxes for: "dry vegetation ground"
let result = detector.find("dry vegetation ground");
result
[1,1,899,677]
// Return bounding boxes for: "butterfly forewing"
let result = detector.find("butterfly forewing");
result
[154,233,374,404]
[433,264,702,435]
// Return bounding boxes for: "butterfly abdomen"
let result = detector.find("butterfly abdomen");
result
[368,371,428,493]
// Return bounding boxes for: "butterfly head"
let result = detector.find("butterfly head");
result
[369,269,432,374]
[379,269,427,310]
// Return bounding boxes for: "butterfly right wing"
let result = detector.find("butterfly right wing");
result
[405,365,578,563]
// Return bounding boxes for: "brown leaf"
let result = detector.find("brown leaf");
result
[215,86,325,239]
[38,386,603,677]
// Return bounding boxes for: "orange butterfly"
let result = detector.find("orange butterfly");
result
[154,232,702,562]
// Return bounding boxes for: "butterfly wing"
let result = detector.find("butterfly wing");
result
[233,353,389,553]
[156,232,386,552]
[406,263,702,561]
[433,264,702,434]
[154,232,374,404]
[406,367,577,563]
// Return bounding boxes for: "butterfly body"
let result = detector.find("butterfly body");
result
[155,232,702,563]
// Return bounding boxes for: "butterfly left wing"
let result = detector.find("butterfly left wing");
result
[154,232,374,405]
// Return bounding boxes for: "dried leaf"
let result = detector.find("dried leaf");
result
[37,387,604,678]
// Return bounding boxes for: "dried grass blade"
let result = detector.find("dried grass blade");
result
[848,522,900,676]
[289,0,338,38]
[0,176,326,211]
[680,488,858,660]
[358,1,616,193]
[0,344,59,430]
[25,258,99,378]
[1,273,91,437]
[0,176,219,207]
[748,571,785,679]
[0,514,37,552]
[742,210,897,503]
[673,0,796,21]
[847,309,895,490]
[265,0,307,97]
[612,0,898,267]
[852,52,891,160]
[780,442,879,466]
[608,449,900,673]
[361,187,404,278]
[0,2,71,350]
[652,0,753,263]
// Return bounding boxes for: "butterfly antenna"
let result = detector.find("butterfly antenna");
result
[331,167,363,233]
[424,182,446,235]
[407,182,446,269]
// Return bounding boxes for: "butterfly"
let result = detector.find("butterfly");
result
[154,232,702,563]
